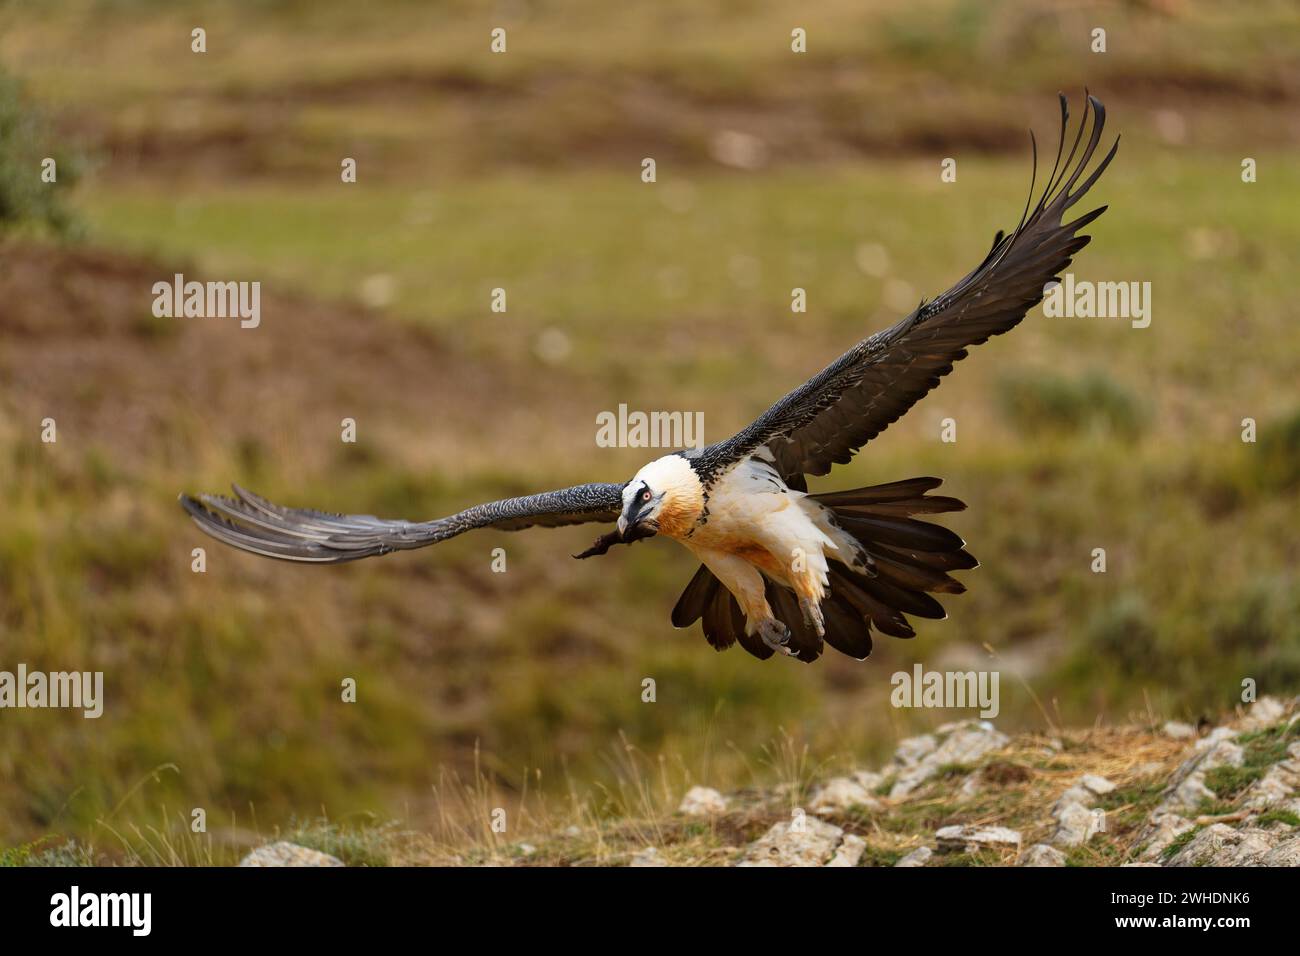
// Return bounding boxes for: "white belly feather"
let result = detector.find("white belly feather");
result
[684,457,844,590]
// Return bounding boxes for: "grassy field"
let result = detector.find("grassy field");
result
[1,0,1298,861]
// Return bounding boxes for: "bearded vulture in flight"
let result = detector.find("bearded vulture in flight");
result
[181,94,1118,664]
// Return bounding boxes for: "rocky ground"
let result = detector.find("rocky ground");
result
[240,696,1300,867]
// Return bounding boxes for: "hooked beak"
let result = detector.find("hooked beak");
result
[617,505,657,543]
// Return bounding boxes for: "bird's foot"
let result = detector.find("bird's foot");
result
[758,618,796,656]
[799,597,826,638]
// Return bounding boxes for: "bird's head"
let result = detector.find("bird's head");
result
[618,454,704,542]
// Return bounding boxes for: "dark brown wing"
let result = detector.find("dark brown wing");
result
[179,481,625,563]
[694,94,1118,483]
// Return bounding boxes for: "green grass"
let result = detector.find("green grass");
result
[1256,809,1300,829]
[1195,798,1237,817]
[1202,725,1299,800]
[1160,826,1202,863]
[858,845,907,867]
[0,66,79,234]
[283,818,402,867]
[1,838,97,867]
[996,370,1147,439]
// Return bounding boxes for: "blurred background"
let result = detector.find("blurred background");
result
[1,0,1297,860]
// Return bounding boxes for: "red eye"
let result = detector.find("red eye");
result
[642,490,652,502]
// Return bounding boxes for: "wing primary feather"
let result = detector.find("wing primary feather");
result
[1063,135,1120,211]
[179,482,626,564]
[693,93,1117,483]
[1036,92,1070,215]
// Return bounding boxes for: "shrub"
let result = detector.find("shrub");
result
[1254,406,1300,491]
[0,66,78,234]
[996,369,1146,438]
[1083,593,1157,675]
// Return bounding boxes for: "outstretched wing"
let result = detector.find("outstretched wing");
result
[179,482,626,563]
[696,93,1119,484]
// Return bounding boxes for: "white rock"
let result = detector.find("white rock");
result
[1239,696,1285,731]
[894,846,933,867]
[935,825,1022,853]
[809,777,882,814]
[1052,785,1093,815]
[889,725,1009,799]
[1202,739,1245,771]
[851,769,885,792]
[1159,731,1244,813]
[892,733,938,767]
[1137,812,1196,862]
[958,772,984,799]
[1170,774,1218,809]
[1053,802,1104,847]
[1242,757,1300,810]
[238,842,344,867]
[1162,720,1196,739]
[826,834,866,867]
[629,846,666,867]
[887,770,926,800]
[1018,843,1067,867]
[1081,774,1117,796]
[935,724,1010,766]
[1262,833,1300,866]
[1167,824,1278,867]
[678,786,728,817]
[737,816,845,867]
[1196,726,1240,751]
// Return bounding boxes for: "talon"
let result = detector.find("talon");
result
[758,618,795,655]
[799,597,826,638]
